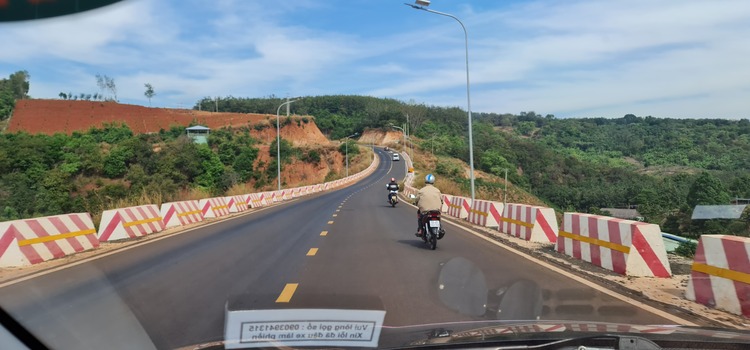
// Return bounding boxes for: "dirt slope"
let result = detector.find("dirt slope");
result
[8,100,328,146]
[359,128,405,146]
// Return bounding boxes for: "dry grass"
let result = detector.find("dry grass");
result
[408,145,548,206]
[226,183,254,196]
[347,149,374,174]
[179,187,211,201]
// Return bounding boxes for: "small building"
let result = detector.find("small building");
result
[601,208,643,221]
[186,125,210,144]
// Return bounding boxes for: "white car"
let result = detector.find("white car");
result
[392,153,400,161]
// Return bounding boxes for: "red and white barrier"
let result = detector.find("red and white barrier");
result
[160,200,203,229]
[445,196,470,219]
[686,235,750,317]
[0,213,99,267]
[98,205,165,242]
[556,213,671,277]
[499,204,559,243]
[199,197,230,218]
[247,193,268,208]
[468,200,505,228]
[225,195,249,213]
[440,194,452,213]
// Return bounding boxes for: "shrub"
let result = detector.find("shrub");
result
[674,240,697,258]
[302,150,321,164]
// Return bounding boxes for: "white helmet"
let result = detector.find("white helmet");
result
[425,174,435,184]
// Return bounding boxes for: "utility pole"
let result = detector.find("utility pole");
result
[215,97,218,112]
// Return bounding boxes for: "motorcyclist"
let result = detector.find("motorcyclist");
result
[386,178,399,203]
[415,173,443,237]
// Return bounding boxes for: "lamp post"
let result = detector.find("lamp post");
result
[344,133,359,177]
[406,0,475,203]
[388,124,408,174]
[276,99,299,191]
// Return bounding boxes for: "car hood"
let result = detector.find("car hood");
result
[376,320,750,348]
[178,320,750,349]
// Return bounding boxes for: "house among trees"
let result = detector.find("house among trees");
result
[601,208,643,221]
[186,125,210,144]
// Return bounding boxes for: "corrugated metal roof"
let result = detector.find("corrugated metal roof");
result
[186,125,210,131]
[601,208,641,219]
[692,205,747,220]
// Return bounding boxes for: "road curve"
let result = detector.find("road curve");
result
[0,149,677,349]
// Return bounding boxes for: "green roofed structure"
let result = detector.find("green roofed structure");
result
[186,125,210,144]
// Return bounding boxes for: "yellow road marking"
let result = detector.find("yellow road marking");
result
[320,231,328,236]
[332,214,338,217]
[275,283,298,303]
[19,229,97,246]
[328,221,334,224]
[336,209,340,212]
[692,262,750,285]
[558,230,630,254]
[123,217,163,227]
[307,248,318,256]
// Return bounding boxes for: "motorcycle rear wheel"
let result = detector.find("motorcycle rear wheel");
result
[429,228,438,250]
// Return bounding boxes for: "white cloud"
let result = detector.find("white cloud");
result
[4,0,749,118]
[379,0,750,118]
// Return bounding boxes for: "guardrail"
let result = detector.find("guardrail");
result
[0,154,380,267]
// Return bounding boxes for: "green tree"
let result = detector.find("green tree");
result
[233,147,259,181]
[729,174,750,198]
[96,74,117,101]
[144,83,155,106]
[687,172,731,208]
[195,145,224,192]
[103,146,134,178]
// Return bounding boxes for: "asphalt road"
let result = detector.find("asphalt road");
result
[0,149,676,349]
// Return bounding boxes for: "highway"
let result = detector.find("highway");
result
[0,149,680,349]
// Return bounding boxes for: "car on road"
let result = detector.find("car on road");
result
[392,153,400,161]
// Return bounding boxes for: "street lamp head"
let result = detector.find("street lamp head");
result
[415,0,431,7]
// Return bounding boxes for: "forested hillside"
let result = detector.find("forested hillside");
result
[201,96,750,237]
[0,123,358,223]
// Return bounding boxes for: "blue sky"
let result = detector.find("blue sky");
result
[1,0,749,119]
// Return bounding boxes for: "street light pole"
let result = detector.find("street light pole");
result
[276,99,299,191]
[406,1,475,203]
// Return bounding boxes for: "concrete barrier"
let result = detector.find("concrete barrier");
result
[98,205,164,242]
[225,195,249,213]
[499,203,559,243]
[160,200,203,229]
[247,193,268,208]
[0,213,99,267]
[199,197,230,218]
[686,235,750,317]
[445,196,470,219]
[440,194,451,213]
[557,213,671,277]
[468,200,505,229]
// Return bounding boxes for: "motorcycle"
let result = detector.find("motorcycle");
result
[388,190,399,207]
[420,210,445,250]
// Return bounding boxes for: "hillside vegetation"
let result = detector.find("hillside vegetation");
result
[206,96,750,237]
[0,122,368,223]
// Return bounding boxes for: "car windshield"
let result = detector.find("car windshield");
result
[1,1,750,349]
